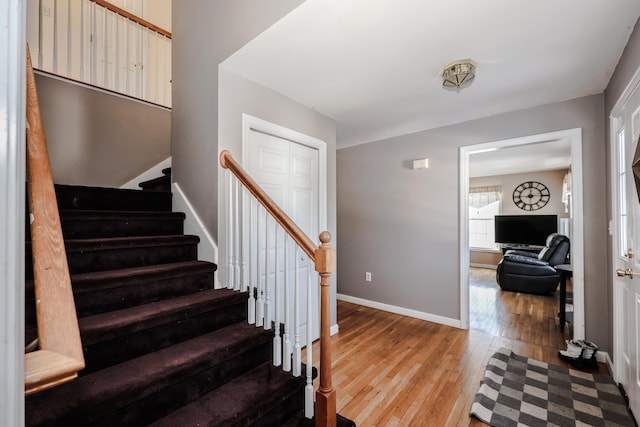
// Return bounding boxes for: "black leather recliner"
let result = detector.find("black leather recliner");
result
[496,233,570,294]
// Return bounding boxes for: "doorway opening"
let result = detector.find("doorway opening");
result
[459,129,585,341]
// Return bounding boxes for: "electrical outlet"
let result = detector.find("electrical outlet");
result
[365,272,372,282]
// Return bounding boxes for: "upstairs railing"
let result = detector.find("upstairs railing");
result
[27,0,171,107]
[220,150,337,427]
[24,46,85,395]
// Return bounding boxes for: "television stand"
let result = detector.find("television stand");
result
[502,244,543,255]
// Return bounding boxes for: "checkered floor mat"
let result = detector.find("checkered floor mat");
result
[470,347,635,426]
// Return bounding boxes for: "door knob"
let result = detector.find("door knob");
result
[626,248,635,259]
[616,268,635,278]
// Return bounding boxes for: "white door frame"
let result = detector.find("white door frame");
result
[241,114,327,237]
[1,0,26,425]
[610,64,640,384]
[459,129,585,342]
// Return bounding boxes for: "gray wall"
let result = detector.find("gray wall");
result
[171,0,303,241]
[604,19,640,355]
[470,169,569,216]
[36,73,171,187]
[337,94,608,349]
[218,68,338,325]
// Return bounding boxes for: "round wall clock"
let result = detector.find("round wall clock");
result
[512,181,550,211]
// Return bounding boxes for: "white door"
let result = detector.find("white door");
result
[613,82,640,418]
[247,129,320,344]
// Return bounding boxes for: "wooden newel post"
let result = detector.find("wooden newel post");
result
[315,231,336,427]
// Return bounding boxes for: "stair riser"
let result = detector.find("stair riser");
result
[25,243,199,277]
[92,343,272,427]
[81,301,247,374]
[254,389,306,427]
[25,216,185,240]
[60,217,184,239]
[55,184,172,211]
[74,272,215,317]
[25,271,216,320]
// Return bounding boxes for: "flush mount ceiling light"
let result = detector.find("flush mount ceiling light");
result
[441,60,476,89]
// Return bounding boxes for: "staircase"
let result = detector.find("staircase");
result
[25,182,354,426]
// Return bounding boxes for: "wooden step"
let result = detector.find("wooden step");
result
[54,184,172,211]
[150,362,307,427]
[26,235,200,277]
[25,261,217,320]
[58,210,185,238]
[79,289,247,374]
[26,322,273,427]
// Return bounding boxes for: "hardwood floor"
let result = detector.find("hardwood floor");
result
[307,267,607,426]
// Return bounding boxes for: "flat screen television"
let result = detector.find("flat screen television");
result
[494,214,558,246]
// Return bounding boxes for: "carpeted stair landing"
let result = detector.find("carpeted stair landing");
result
[25,183,354,426]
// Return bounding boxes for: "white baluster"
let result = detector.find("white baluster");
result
[66,0,72,76]
[80,0,85,79]
[305,261,314,418]
[283,235,292,372]
[264,211,272,330]
[256,205,264,327]
[38,0,44,68]
[247,197,256,324]
[226,173,234,289]
[293,246,301,377]
[233,177,241,291]
[53,0,58,73]
[90,0,96,85]
[273,226,282,366]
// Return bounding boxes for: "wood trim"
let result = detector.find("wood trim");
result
[24,350,85,396]
[90,0,171,39]
[25,47,85,395]
[220,150,317,260]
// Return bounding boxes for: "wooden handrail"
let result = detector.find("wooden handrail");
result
[220,150,337,427]
[24,46,85,396]
[220,150,317,260]
[91,0,171,39]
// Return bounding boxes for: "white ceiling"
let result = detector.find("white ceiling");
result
[469,138,572,178]
[222,0,640,154]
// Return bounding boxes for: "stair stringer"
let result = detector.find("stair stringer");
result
[171,182,219,288]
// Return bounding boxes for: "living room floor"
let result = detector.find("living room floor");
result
[306,267,608,426]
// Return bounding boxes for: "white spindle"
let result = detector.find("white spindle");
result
[114,13,120,91]
[79,0,85,79]
[283,235,292,372]
[247,196,256,324]
[293,247,301,377]
[226,174,234,289]
[256,205,264,327]
[66,0,72,75]
[38,0,44,68]
[264,211,272,330]
[234,178,241,291]
[305,261,314,418]
[90,1,96,85]
[52,0,58,73]
[273,227,282,366]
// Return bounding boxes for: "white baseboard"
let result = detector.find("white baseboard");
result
[600,350,613,374]
[330,324,339,336]
[120,157,172,190]
[336,293,461,329]
[172,182,219,287]
[470,263,498,269]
